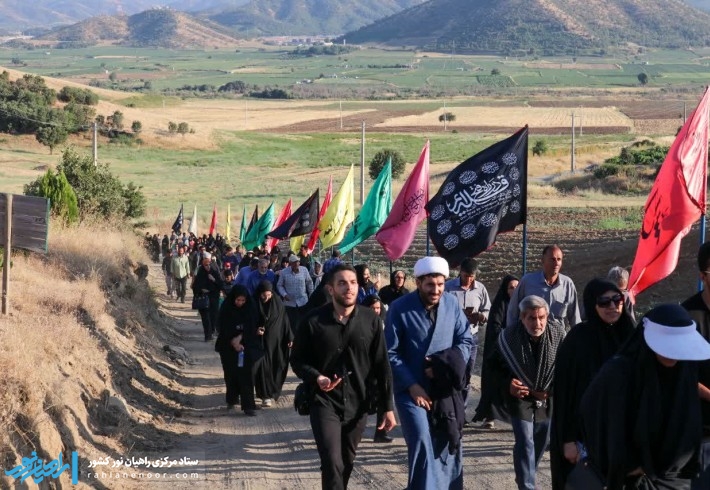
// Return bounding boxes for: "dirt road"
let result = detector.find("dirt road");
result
[141,265,548,490]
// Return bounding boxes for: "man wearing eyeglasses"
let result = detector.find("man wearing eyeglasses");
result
[681,241,710,490]
[506,244,581,332]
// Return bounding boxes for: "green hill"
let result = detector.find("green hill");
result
[342,0,710,55]
[209,0,425,36]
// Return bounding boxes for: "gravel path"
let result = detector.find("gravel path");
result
[147,265,550,489]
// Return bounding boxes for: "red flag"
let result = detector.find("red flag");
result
[376,140,430,261]
[306,176,333,253]
[628,87,710,299]
[208,204,217,236]
[265,199,292,252]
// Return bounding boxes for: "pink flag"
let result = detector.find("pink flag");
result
[265,199,293,253]
[208,204,217,236]
[376,140,430,261]
[306,176,333,253]
[628,87,710,299]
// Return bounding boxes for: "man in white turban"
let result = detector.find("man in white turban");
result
[385,256,473,489]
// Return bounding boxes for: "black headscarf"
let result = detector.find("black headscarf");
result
[215,285,256,352]
[379,269,410,305]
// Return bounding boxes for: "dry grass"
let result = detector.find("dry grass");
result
[0,221,182,487]
[375,106,633,129]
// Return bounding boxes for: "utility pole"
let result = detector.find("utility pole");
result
[340,100,343,130]
[443,101,448,131]
[360,122,365,205]
[571,111,576,173]
[92,121,98,167]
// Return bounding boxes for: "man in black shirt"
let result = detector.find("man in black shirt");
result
[291,264,396,490]
[681,241,710,490]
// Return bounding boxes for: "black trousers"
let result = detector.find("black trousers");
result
[174,276,188,300]
[285,305,307,336]
[198,295,220,340]
[218,350,241,406]
[236,361,257,411]
[309,404,367,490]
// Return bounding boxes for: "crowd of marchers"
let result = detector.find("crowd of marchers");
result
[144,231,710,490]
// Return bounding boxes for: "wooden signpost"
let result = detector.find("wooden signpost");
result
[0,193,50,315]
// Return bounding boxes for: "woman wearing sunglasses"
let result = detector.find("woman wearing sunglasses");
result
[549,278,636,489]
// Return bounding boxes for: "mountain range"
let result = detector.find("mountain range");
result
[3,0,710,53]
[342,0,710,54]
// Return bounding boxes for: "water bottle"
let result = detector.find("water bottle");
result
[238,351,244,367]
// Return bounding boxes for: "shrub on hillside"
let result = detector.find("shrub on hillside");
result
[57,86,99,105]
[43,148,147,222]
[24,168,79,224]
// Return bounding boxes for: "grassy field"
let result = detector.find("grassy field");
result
[3,45,710,92]
[0,127,643,230]
[0,44,690,230]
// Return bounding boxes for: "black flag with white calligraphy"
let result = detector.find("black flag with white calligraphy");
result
[267,189,319,239]
[426,126,528,267]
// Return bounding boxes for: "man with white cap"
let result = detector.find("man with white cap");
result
[579,304,710,489]
[385,256,473,489]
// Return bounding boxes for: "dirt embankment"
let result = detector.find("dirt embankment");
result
[0,224,189,489]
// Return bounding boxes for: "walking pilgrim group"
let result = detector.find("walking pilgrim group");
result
[150,230,710,490]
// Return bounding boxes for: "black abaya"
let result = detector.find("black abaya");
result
[253,291,293,401]
[550,278,635,490]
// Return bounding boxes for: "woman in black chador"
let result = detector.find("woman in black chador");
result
[252,280,293,408]
[579,304,710,489]
[549,278,635,489]
[215,285,259,416]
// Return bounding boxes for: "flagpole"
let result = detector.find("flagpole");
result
[700,97,710,292]
[426,220,430,256]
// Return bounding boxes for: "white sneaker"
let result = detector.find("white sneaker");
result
[262,398,273,408]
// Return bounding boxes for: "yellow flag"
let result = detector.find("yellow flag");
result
[225,204,231,245]
[290,235,305,253]
[318,165,355,248]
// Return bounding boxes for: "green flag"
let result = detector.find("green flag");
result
[338,158,392,254]
[243,202,275,251]
[239,204,248,243]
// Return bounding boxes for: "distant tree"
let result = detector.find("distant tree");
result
[218,80,247,93]
[11,57,23,65]
[24,169,79,224]
[143,80,152,90]
[35,124,68,154]
[168,121,177,133]
[131,120,142,134]
[369,149,406,180]
[491,68,501,75]
[532,140,549,157]
[108,71,118,83]
[108,111,124,130]
[637,73,649,85]
[177,122,189,136]
[439,112,456,123]
[95,115,105,127]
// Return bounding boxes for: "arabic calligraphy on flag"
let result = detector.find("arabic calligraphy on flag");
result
[426,126,528,266]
